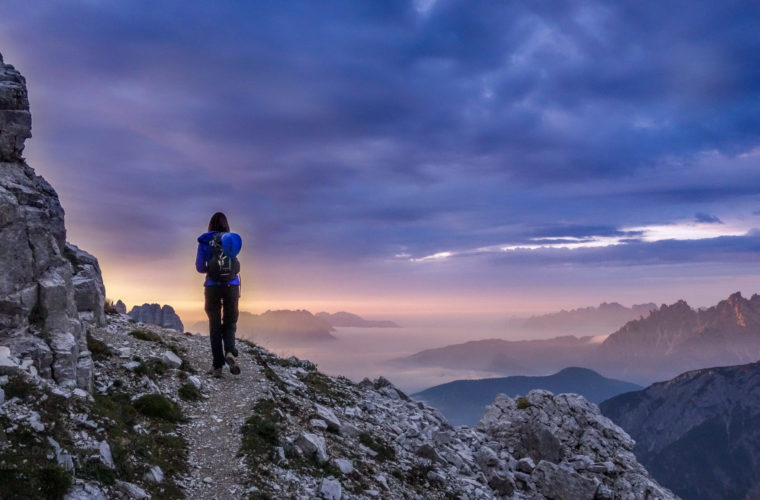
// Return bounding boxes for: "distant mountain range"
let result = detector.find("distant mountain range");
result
[315,311,400,328]
[601,360,760,500]
[596,291,760,380]
[414,367,641,426]
[400,335,599,375]
[399,292,760,384]
[515,302,656,335]
[191,309,336,343]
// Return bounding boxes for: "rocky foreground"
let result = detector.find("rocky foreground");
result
[0,313,676,499]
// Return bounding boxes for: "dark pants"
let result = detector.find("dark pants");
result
[204,285,240,369]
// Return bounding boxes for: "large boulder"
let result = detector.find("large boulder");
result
[0,51,103,390]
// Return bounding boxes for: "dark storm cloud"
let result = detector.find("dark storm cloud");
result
[694,213,723,224]
[1,0,759,265]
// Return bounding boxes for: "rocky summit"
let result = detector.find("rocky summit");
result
[0,50,676,499]
[128,303,184,332]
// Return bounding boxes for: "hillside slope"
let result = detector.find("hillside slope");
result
[601,361,760,500]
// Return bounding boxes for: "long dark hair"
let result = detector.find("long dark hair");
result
[208,212,230,232]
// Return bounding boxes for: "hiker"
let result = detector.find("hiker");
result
[196,212,243,377]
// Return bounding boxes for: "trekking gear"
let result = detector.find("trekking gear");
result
[207,367,223,378]
[206,232,240,283]
[221,232,242,258]
[226,352,241,375]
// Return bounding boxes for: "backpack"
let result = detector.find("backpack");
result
[207,232,240,283]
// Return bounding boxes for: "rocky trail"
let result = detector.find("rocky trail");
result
[177,331,266,499]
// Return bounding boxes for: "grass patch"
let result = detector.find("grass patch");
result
[249,492,274,500]
[178,382,201,402]
[241,415,279,460]
[0,414,73,499]
[241,398,281,461]
[3,374,35,400]
[87,331,112,361]
[404,463,434,489]
[251,351,288,391]
[359,432,395,461]
[301,372,351,405]
[87,392,187,499]
[179,358,195,374]
[135,358,167,379]
[130,329,162,342]
[516,396,533,410]
[133,394,184,423]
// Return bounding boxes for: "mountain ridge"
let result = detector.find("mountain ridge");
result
[517,302,657,335]
[315,311,400,328]
[600,360,760,499]
[400,291,760,384]
[414,367,642,426]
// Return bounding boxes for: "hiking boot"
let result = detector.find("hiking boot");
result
[206,367,223,378]
[226,352,241,375]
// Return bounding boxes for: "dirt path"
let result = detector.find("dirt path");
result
[178,337,267,499]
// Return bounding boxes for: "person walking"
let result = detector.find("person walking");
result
[196,212,243,377]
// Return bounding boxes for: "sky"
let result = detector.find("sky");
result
[2,1,760,324]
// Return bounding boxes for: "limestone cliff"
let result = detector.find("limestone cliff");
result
[0,51,105,390]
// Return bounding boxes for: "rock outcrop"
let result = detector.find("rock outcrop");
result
[114,299,127,314]
[0,52,30,162]
[0,52,104,390]
[128,303,184,332]
[601,361,760,500]
[66,243,106,327]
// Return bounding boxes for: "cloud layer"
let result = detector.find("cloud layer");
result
[1,0,759,309]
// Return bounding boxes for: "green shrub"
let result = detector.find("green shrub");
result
[88,393,188,498]
[129,329,162,342]
[133,394,184,423]
[301,372,350,404]
[241,414,279,458]
[178,382,201,402]
[135,359,166,379]
[516,396,532,410]
[87,331,112,361]
[3,375,34,399]
[0,463,72,499]
[359,432,395,461]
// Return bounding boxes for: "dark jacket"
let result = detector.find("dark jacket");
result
[196,231,241,286]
